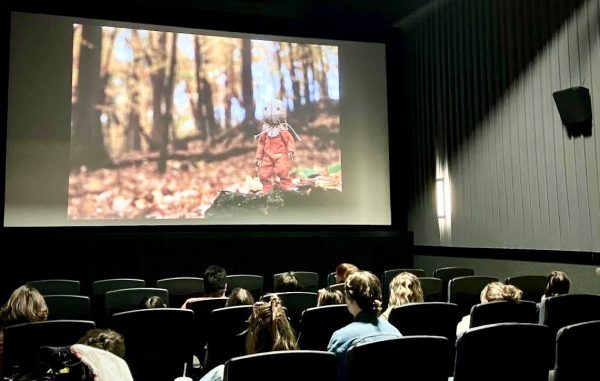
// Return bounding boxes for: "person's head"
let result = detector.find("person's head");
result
[262,99,287,125]
[204,265,227,297]
[388,272,424,308]
[543,271,571,298]
[141,295,167,309]
[480,282,523,303]
[245,295,298,354]
[78,329,126,358]
[226,287,255,307]
[0,285,48,325]
[344,271,382,316]
[276,272,303,292]
[317,289,344,307]
[335,263,359,284]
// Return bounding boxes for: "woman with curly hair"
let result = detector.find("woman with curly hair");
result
[381,272,424,320]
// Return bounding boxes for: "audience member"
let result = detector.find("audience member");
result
[199,295,298,381]
[226,288,255,307]
[456,281,523,336]
[78,329,126,358]
[538,270,571,323]
[0,285,49,377]
[182,265,228,308]
[334,263,359,284]
[275,272,303,292]
[327,271,401,381]
[317,289,344,307]
[381,272,424,320]
[141,295,167,309]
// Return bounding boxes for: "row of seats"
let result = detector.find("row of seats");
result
[5,316,599,381]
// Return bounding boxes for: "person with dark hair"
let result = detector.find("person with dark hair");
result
[317,289,344,306]
[327,271,401,381]
[182,265,228,308]
[77,329,126,358]
[275,272,303,292]
[0,285,49,377]
[335,263,359,284]
[141,295,167,309]
[538,270,571,323]
[199,295,298,381]
[226,288,254,307]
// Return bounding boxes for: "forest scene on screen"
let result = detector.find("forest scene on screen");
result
[68,24,341,219]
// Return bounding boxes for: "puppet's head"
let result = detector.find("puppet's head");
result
[262,99,287,125]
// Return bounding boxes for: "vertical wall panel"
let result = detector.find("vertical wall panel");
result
[405,0,600,251]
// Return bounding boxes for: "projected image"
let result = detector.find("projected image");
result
[68,25,341,220]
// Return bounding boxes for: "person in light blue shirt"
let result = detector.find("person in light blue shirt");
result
[327,271,401,381]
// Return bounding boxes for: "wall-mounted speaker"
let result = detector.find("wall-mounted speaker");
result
[552,86,593,138]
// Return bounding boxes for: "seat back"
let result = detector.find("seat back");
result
[433,267,475,302]
[111,309,193,381]
[454,323,553,381]
[349,336,451,381]
[204,305,253,372]
[104,287,169,318]
[224,351,337,381]
[226,275,264,301]
[553,320,600,381]
[45,295,91,320]
[186,297,228,359]
[27,279,81,295]
[419,277,443,302]
[326,283,345,293]
[388,302,459,375]
[274,271,319,292]
[156,277,204,308]
[505,275,547,302]
[92,278,145,326]
[3,320,95,375]
[470,300,539,328]
[448,276,497,317]
[327,272,337,286]
[276,292,318,332]
[298,305,353,350]
[542,294,600,339]
[382,269,426,301]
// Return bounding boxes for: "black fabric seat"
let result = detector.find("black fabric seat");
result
[454,323,553,381]
[470,300,539,328]
[275,292,318,333]
[551,320,600,381]
[433,267,475,302]
[3,320,95,376]
[92,278,145,327]
[542,294,600,339]
[104,287,169,318]
[204,305,252,373]
[111,308,194,381]
[186,297,228,360]
[505,275,547,302]
[298,305,353,350]
[27,279,81,295]
[156,277,204,308]
[419,277,443,302]
[448,276,498,317]
[349,336,451,381]
[223,350,336,381]
[225,275,264,301]
[45,295,91,320]
[274,271,319,292]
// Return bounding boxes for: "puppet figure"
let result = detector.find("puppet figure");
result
[254,99,300,192]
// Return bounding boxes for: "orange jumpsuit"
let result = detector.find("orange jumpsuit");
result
[256,129,295,192]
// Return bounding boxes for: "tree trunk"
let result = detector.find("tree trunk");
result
[286,42,301,110]
[317,46,329,101]
[126,31,142,151]
[241,39,255,121]
[158,32,178,173]
[276,42,286,100]
[150,32,166,148]
[302,46,312,106]
[71,25,111,171]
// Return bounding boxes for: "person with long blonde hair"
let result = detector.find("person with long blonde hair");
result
[381,272,424,320]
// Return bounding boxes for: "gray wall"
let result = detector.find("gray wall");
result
[414,255,600,295]
[403,0,600,251]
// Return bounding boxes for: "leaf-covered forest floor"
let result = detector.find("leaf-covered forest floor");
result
[68,108,342,219]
